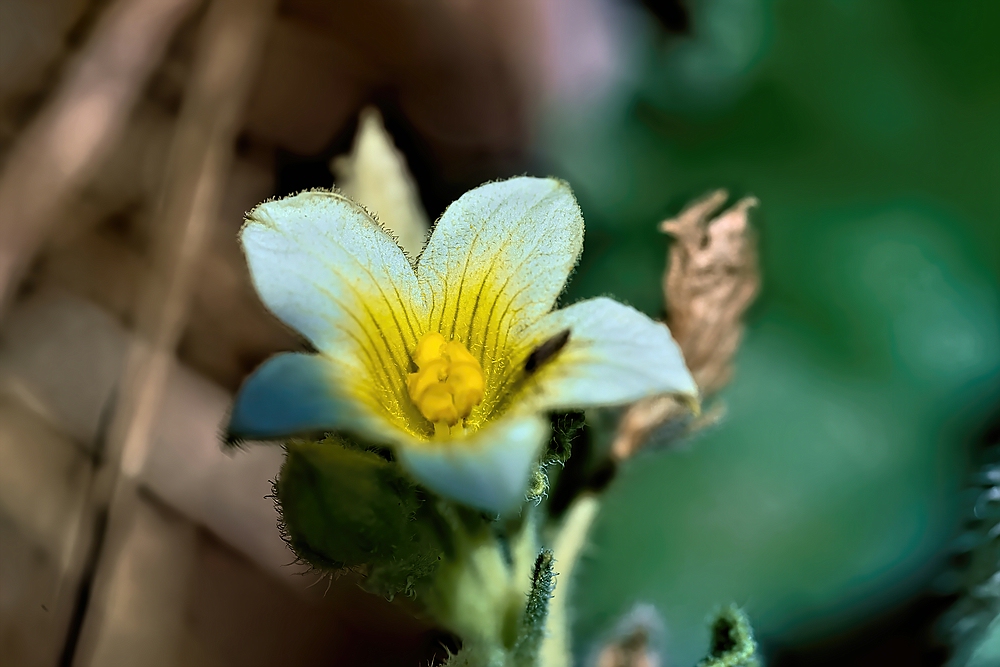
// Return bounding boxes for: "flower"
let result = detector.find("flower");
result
[226,177,697,513]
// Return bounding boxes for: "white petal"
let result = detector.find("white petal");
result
[521,297,698,410]
[416,177,583,366]
[226,352,392,444]
[395,414,549,514]
[241,191,429,433]
[242,190,424,354]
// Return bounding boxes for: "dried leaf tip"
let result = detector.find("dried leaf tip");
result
[613,190,760,460]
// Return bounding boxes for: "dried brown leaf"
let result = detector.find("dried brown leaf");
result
[613,190,759,460]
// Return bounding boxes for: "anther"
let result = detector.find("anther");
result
[408,332,485,432]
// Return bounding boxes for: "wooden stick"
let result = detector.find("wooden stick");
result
[0,0,200,316]
[65,0,276,663]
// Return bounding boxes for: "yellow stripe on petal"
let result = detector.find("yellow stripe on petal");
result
[415,177,584,423]
[241,190,430,437]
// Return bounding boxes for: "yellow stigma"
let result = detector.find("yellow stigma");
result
[407,332,485,435]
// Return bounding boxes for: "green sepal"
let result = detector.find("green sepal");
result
[527,412,587,505]
[548,412,586,463]
[276,436,444,596]
[510,549,556,667]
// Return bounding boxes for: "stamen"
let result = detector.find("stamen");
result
[408,332,485,434]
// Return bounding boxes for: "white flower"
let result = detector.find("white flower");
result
[227,177,697,513]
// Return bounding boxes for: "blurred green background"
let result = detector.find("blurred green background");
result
[543,0,1000,664]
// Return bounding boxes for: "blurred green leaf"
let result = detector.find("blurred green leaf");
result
[543,0,1000,662]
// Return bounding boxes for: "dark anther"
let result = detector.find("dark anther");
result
[525,329,571,374]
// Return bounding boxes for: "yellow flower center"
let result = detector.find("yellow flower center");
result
[407,332,485,437]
